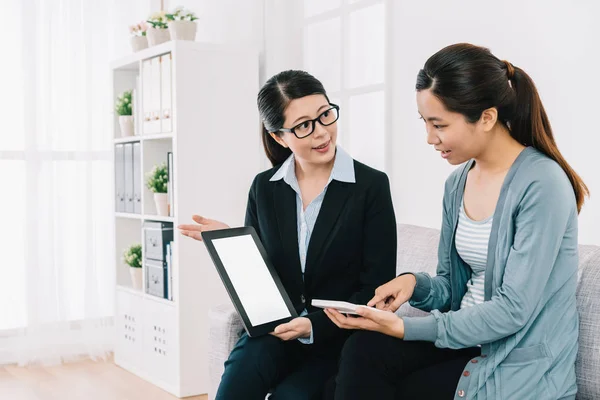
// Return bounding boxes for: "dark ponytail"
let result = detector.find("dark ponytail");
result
[416,43,589,213]
[261,122,292,167]
[257,70,329,166]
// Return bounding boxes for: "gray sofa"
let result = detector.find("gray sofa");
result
[208,224,600,399]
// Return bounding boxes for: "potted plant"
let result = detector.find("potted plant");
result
[146,11,170,46]
[115,90,134,137]
[129,21,148,52]
[166,6,198,41]
[123,244,142,290]
[146,162,169,216]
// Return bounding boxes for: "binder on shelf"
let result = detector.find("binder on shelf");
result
[115,144,125,212]
[166,241,173,300]
[142,59,153,134]
[135,74,141,135]
[150,56,162,133]
[167,151,174,217]
[124,143,134,213]
[170,241,174,300]
[133,142,142,214]
[160,53,172,132]
[142,57,161,135]
[131,88,137,136]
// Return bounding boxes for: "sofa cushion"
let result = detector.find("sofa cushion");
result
[395,224,439,318]
[397,224,440,276]
[208,303,244,398]
[575,245,600,399]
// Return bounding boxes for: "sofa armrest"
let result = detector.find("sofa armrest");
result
[208,303,244,400]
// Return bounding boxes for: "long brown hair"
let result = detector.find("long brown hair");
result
[257,70,330,166]
[416,43,589,213]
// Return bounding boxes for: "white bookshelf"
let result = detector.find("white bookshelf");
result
[111,40,260,397]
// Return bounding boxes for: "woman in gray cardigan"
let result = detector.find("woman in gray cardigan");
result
[324,43,589,399]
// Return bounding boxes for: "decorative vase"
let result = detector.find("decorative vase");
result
[119,115,134,137]
[154,192,169,216]
[129,267,143,290]
[130,35,148,52]
[168,20,197,41]
[147,27,170,46]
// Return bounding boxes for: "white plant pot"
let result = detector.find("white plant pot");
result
[154,192,169,216]
[119,115,134,137]
[147,27,170,46]
[130,35,148,52]
[168,20,197,41]
[129,267,143,290]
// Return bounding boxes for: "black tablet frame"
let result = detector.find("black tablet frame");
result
[201,226,298,337]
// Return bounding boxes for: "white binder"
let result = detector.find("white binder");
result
[142,59,153,134]
[150,56,162,133]
[115,144,125,212]
[133,142,142,214]
[124,143,134,213]
[161,53,172,132]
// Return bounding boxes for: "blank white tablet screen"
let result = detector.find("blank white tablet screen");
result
[212,235,292,326]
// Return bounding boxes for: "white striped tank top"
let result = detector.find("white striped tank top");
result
[456,199,493,309]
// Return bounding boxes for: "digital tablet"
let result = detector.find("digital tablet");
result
[312,299,387,315]
[201,227,298,337]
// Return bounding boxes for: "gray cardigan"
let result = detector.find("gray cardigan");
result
[403,147,579,400]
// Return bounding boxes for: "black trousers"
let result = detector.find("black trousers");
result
[325,331,481,400]
[215,332,343,400]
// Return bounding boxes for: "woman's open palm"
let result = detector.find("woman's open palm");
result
[177,215,229,241]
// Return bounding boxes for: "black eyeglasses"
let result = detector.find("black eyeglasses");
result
[278,104,340,139]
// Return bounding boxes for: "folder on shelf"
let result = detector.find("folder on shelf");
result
[166,241,173,300]
[167,151,174,217]
[150,56,162,133]
[142,59,153,134]
[133,142,142,214]
[131,88,137,136]
[170,241,174,300]
[135,74,141,135]
[124,143,134,213]
[115,144,125,212]
[161,53,172,132]
[142,57,161,135]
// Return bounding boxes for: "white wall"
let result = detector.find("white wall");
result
[389,0,600,245]
[109,0,154,59]
[126,0,600,245]
[161,0,264,50]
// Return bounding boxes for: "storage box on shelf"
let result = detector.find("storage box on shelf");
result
[111,40,260,397]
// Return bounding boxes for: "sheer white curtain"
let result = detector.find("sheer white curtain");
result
[0,0,119,366]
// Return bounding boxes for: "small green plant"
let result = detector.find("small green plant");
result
[123,244,142,268]
[166,6,198,22]
[115,90,132,116]
[146,162,168,193]
[147,10,169,29]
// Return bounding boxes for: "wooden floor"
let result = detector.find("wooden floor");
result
[0,355,207,400]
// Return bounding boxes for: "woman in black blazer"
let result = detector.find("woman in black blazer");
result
[178,70,396,400]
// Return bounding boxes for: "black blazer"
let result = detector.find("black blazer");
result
[245,159,397,345]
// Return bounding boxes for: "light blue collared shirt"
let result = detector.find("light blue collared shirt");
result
[270,146,356,344]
